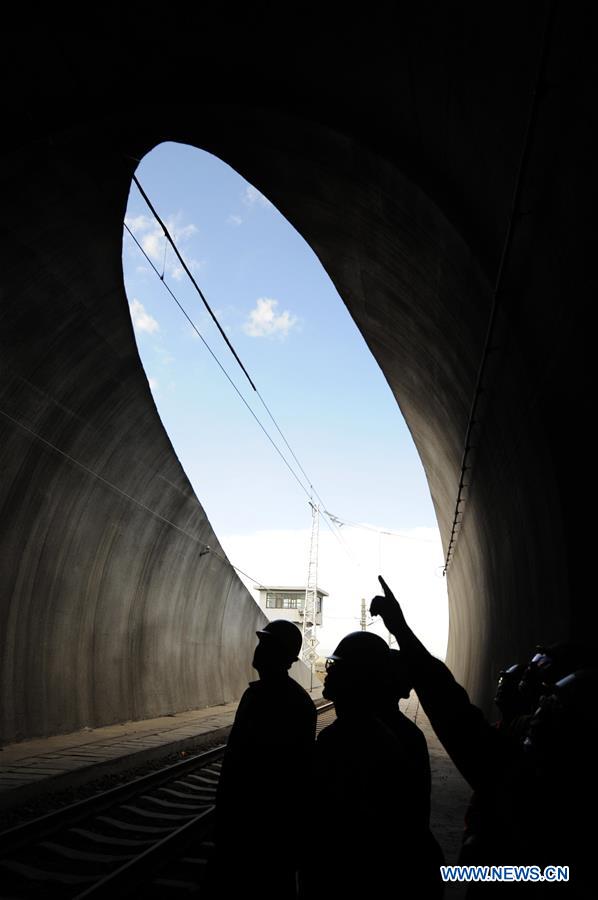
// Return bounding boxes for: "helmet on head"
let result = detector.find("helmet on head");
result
[520,642,596,708]
[524,668,598,759]
[328,631,391,668]
[256,619,303,663]
[495,663,526,694]
[324,632,392,703]
[542,643,596,683]
[498,663,526,682]
[494,662,526,716]
[550,668,598,717]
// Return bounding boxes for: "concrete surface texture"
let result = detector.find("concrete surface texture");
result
[0,703,239,813]
[1,6,596,741]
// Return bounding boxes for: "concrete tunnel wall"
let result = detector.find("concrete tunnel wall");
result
[1,5,596,741]
[0,143,317,744]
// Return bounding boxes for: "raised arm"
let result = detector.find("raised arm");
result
[370,576,508,789]
[370,575,432,662]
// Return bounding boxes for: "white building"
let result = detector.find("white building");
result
[256,586,327,627]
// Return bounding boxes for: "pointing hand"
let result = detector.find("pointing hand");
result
[369,576,403,630]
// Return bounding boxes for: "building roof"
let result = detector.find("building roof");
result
[257,585,329,597]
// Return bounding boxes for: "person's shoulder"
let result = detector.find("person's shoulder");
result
[236,680,264,709]
[242,680,261,697]
[285,676,316,707]
[316,719,339,744]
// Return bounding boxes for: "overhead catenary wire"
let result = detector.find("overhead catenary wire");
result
[131,174,257,393]
[125,220,359,569]
[325,511,437,543]
[128,182,319,496]
[124,223,312,506]
[319,505,363,570]
[0,406,265,589]
[255,390,316,497]
[160,231,168,280]
[125,184,363,572]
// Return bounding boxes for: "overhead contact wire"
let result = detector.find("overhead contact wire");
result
[124,223,311,503]
[125,196,362,571]
[132,174,257,392]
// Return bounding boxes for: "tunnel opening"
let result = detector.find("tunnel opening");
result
[121,141,449,667]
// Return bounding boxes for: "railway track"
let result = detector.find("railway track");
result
[0,702,335,898]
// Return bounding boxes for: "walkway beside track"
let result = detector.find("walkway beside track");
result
[0,703,239,811]
[1,687,469,897]
[0,683,325,813]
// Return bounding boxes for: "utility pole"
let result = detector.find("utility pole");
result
[360,598,375,633]
[301,501,320,691]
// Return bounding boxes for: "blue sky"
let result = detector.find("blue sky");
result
[122,142,448,657]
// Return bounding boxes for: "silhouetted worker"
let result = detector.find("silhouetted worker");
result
[209,620,316,899]
[522,667,598,897]
[381,649,432,826]
[381,648,445,883]
[370,577,520,802]
[301,631,443,898]
[494,663,528,732]
[460,662,529,876]
[370,575,597,897]
[518,642,595,713]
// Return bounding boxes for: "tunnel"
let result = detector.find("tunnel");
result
[1,5,595,745]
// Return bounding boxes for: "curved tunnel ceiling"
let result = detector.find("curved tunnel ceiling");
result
[1,6,594,740]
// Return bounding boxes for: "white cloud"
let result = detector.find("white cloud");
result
[130,299,159,334]
[171,221,199,242]
[148,376,158,392]
[243,297,298,338]
[219,525,448,660]
[242,184,272,207]
[140,230,162,261]
[227,213,243,226]
[126,214,153,232]
[124,211,203,280]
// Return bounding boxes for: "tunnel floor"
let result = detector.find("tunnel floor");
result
[0,694,470,896]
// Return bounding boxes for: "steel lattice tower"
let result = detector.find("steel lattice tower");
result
[301,501,320,676]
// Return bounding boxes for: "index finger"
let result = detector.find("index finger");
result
[378,575,391,595]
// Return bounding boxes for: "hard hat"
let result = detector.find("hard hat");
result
[328,631,391,667]
[521,643,596,705]
[551,667,598,715]
[494,663,527,713]
[496,663,526,691]
[498,663,526,680]
[524,668,598,757]
[256,619,303,662]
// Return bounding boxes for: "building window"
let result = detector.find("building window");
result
[265,592,304,609]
